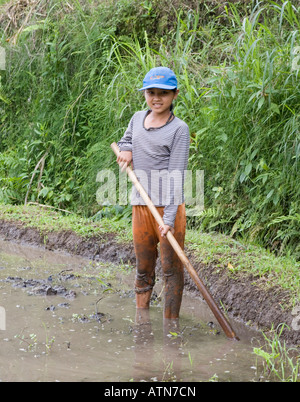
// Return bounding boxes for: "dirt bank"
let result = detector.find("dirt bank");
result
[0,218,298,346]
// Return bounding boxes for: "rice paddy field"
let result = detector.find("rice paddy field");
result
[0,0,299,259]
[0,0,299,383]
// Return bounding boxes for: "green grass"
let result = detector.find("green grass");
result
[186,229,300,307]
[253,324,300,382]
[0,203,131,242]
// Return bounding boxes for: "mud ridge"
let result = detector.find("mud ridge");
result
[0,219,298,345]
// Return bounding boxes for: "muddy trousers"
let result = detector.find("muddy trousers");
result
[132,204,186,319]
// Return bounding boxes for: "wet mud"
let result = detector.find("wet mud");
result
[0,218,298,346]
[0,238,265,382]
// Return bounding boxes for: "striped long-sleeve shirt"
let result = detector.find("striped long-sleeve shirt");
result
[118,110,190,227]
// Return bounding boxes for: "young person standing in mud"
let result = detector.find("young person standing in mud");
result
[116,67,190,322]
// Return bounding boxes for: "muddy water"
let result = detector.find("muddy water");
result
[0,239,264,382]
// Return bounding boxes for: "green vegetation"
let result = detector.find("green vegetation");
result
[0,0,299,260]
[253,324,300,382]
[187,229,300,308]
[0,202,131,240]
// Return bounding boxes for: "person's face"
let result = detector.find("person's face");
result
[144,88,179,114]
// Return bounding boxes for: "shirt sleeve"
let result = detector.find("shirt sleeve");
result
[163,123,190,227]
[117,115,134,152]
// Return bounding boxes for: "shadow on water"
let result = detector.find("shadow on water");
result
[0,239,265,382]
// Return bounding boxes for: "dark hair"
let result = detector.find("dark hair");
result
[170,88,177,111]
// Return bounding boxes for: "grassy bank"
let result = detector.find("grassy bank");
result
[0,203,299,309]
[0,0,299,260]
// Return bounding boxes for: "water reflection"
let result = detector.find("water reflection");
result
[132,309,155,380]
[132,310,184,381]
[0,239,264,382]
[131,308,254,382]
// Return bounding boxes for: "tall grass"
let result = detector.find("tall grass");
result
[195,1,300,258]
[254,324,300,382]
[0,0,299,258]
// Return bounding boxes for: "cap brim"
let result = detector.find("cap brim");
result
[138,84,177,91]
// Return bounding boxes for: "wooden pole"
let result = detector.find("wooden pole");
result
[111,142,239,340]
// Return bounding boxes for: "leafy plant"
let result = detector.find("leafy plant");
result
[253,324,300,382]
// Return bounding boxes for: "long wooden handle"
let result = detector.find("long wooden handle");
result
[111,142,238,340]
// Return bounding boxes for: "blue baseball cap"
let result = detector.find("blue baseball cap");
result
[139,67,178,91]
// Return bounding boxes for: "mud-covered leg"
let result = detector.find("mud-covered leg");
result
[160,253,184,318]
[132,206,159,309]
[159,204,186,319]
